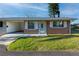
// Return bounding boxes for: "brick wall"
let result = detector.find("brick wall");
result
[24,29,39,34]
[24,20,70,34]
[46,20,70,34]
[47,28,70,34]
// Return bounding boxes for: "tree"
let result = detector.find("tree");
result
[48,3,60,18]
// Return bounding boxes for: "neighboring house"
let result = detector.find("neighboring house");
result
[71,24,79,29]
[0,17,72,35]
[71,24,79,27]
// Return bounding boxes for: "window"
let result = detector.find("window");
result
[53,21,64,27]
[40,24,43,28]
[0,21,3,27]
[28,21,34,29]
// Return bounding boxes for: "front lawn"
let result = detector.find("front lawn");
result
[7,34,79,51]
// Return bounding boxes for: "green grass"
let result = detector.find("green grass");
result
[7,34,79,51]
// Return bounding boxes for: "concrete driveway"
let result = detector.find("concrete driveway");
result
[0,33,19,45]
[0,37,16,45]
[0,33,47,45]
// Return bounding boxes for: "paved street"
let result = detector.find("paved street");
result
[1,51,79,56]
[0,45,79,56]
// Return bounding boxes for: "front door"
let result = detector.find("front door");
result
[38,22,46,34]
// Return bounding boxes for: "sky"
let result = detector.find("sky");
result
[0,3,78,24]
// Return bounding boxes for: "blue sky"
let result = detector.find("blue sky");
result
[0,3,78,24]
[0,3,48,17]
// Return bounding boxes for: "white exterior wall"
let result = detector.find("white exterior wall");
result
[64,21,67,27]
[50,21,53,28]
[6,21,24,33]
[25,21,28,29]
[34,21,38,29]
[18,22,24,30]
[7,22,18,33]
[21,22,24,30]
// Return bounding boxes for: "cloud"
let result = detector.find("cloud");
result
[23,4,48,11]
[60,3,79,19]
[61,8,79,16]
[60,4,79,18]
[4,3,48,11]
[0,3,48,17]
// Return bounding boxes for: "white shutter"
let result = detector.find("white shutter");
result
[25,21,28,29]
[64,21,67,27]
[50,21,53,28]
[34,21,38,29]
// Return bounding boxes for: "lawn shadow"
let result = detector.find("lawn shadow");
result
[38,35,79,42]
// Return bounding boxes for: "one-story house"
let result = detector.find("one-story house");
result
[0,17,72,35]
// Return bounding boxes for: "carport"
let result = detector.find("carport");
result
[6,21,24,33]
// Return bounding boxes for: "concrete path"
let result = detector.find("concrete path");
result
[1,34,47,38]
[0,34,17,45]
[0,37,16,45]
[0,33,47,45]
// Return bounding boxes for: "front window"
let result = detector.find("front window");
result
[28,21,34,29]
[53,21,64,27]
[0,21,3,27]
[40,24,43,28]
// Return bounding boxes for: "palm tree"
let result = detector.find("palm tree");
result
[48,3,60,18]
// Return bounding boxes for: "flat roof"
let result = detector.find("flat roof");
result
[0,17,75,21]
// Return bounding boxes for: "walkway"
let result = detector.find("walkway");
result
[0,37,16,45]
[0,34,18,45]
[0,33,47,45]
[1,34,47,38]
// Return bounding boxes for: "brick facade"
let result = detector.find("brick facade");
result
[46,20,70,34]
[24,20,71,34]
[24,29,39,34]
[47,28,70,34]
